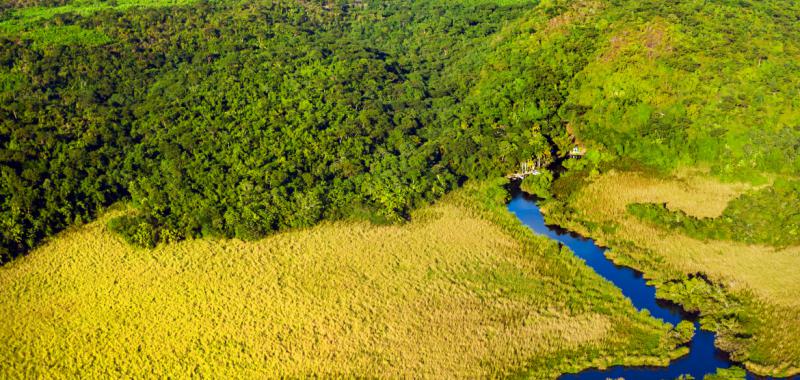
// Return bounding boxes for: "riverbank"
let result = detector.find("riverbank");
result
[540,168,800,377]
[509,188,751,379]
[0,180,685,378]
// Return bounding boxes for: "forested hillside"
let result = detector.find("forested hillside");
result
[1,0,596,260]
[2,0,799,261]
[3,0,800,377]
[563,0,800,179]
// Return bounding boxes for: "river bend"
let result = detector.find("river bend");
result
[507,191,763,380]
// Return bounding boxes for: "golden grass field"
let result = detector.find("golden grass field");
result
[0,182,681,379]
[553,168,800,376]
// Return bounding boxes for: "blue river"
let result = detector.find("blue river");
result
[506,190,776,380]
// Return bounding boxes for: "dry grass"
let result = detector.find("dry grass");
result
[601,18,675,63]
[561,168,800,376]
[0,183,676,379]
[571,169,799,306]
[545,0,604,34]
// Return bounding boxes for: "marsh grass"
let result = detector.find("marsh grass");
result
[0,180,683,378]
[549,169,800,377]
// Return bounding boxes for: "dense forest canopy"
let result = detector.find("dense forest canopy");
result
[563,0,800,179]
[1,0,574,258]
[1,0,798,261]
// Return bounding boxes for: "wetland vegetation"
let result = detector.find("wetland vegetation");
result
[627,178,800,248]
[540,168,800,377]
[1,0,799,377]
[0,182,689,378]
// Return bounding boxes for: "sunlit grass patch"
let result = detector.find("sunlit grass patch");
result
[21,24,111,47]
[568,169,800,306]
[628,176,800,248]
[0,181,681,378]
[0,0,206,46]
[3,0,204,23]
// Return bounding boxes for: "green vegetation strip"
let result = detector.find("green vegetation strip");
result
[628,179,800,247]
[0,0,209,46]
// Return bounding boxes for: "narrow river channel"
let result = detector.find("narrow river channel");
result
[507,190,765,380]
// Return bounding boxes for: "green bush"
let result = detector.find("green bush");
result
[628,180,800,247]
[520,169,554,199]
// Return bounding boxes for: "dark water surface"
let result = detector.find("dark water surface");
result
[507,191,768,380]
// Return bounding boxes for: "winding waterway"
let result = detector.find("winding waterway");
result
[507,190,765,380]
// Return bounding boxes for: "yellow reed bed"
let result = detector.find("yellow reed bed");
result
[0,181,678,378]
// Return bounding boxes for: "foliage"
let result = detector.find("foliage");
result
[0,0,207,46]
[562,150,616,175]
[0,0,608,259]
[673,320,695,344]
[704,366,746,380]
[562,0,800,177]
[520,169,553,199]
[628,179,800,247]
[3,0,800,266]
[2,0,798,376]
